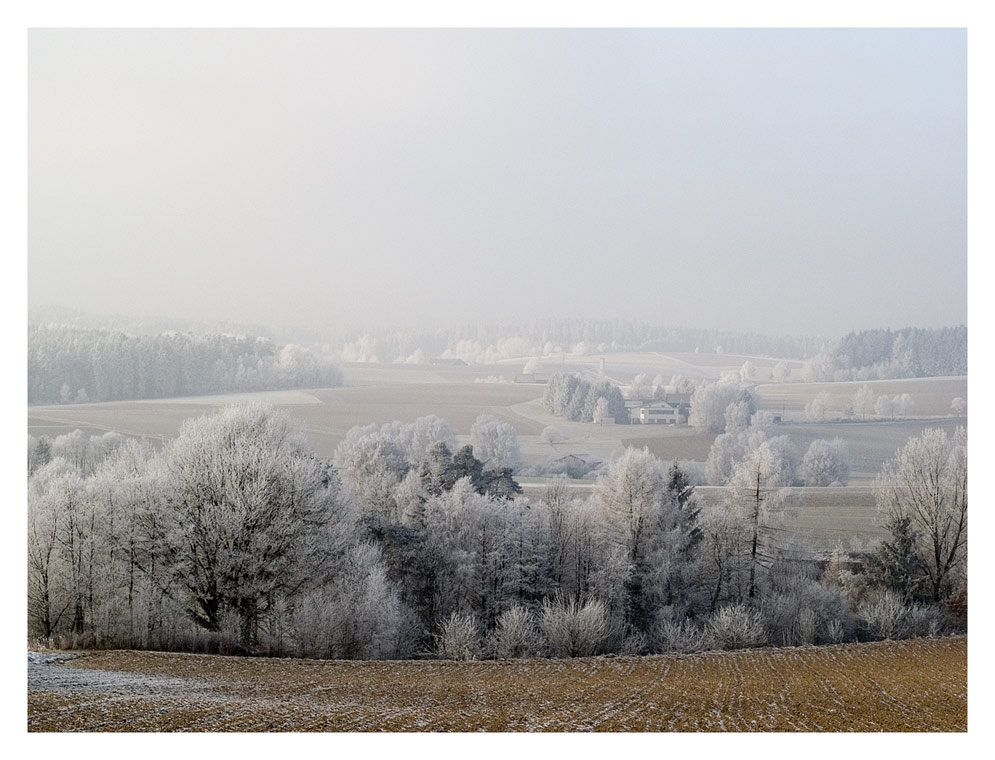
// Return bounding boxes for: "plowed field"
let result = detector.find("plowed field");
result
[28,636,966,732]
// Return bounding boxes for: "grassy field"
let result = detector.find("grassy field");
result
[27,637,967,732]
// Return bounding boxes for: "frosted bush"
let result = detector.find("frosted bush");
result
[488,606,541,659]
[435,611,481,660]
[540,597,609,658]
[709,604,768,650]
[859,590,906,640]
[656,617,711,654]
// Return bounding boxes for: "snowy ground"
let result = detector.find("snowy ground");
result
[28,652,216,698]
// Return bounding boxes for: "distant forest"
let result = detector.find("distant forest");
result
[803,326,967,382]
[27,310,966,405]
[332,322,967,379]
[27,324,342,405]
[29,309,826,364]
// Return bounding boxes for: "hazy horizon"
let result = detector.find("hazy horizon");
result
[28,28,967,338]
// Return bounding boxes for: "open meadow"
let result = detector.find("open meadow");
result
[27,637,966,732]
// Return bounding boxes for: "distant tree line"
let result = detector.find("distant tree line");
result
[28,324,342,404]
[28,305,273,341]
[335,319,823,364]
[541,374,628,423]
[803,326,967,382]
[28,405,966,660]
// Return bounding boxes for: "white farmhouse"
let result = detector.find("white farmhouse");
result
[637,401,683,424]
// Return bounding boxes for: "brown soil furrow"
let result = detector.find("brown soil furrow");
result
[28,637,967,732]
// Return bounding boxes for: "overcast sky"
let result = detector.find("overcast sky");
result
[28,28,966,338]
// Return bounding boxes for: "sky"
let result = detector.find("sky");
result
[27,27,967,338]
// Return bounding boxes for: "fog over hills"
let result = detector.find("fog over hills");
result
[29,28,966,337]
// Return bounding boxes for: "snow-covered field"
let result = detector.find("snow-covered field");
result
[28,637,966,732]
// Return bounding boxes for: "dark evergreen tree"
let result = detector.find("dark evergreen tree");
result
[420,441,457,496]
[482,467,523,499]
[452,445,486,493]
[867,515,927,603]
[668,460,703,552]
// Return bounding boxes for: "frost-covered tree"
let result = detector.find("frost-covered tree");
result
[629,373,654,400]
[950,397,966,417]
[728,438,795,600]
[420,441,458,497]
[592,397,611,424]
[540,425,565,444]
[28,459,80,640]
[27,434,52,476]
[593,449,667,565]
[704,413,793,487]
[592,448,702,632]
[875,394,895,419]
[704,433,742,486]
[896,393,914,417]
[290,542,414,660]
[334,429,409,522]
[397,415,457,466]
[160,405,355,649]
[801,438,850,486]
[723,398,753,434]
[470,414,521,470]
[874,427,967,601]
[668,374,697,394]
[690,381,755,434]
[804,392,831,422]
[771,362,790,383]
[543,374,625,423]
[852,384,875,420]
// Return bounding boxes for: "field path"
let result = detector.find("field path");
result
[28,637,966,732]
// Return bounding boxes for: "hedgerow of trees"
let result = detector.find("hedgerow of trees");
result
[27,406,966,659]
